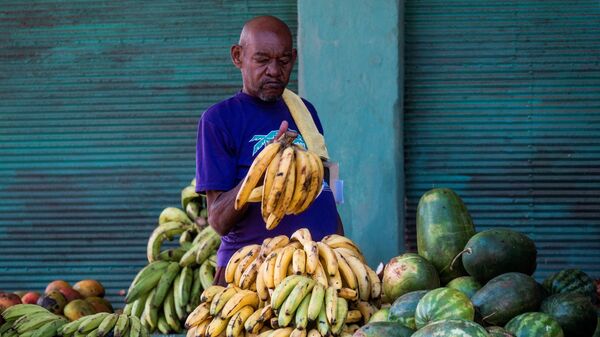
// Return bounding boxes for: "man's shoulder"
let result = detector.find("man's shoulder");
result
[202,94,243,123]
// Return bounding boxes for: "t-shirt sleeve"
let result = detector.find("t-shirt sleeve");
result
[302,99,325,135]
[195,114,237,194]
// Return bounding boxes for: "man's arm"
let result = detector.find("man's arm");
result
[205,180,248,236]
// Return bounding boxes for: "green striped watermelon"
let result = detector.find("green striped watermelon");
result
[447,276,482,298]
[471,272,543,326]
[388,290,428,329]
[383,253,440,302]
[415,287,475,329]
[411,319,489,337]
[486,326,515,337]
[540,293,597,337]
[416,188,476,284]
[368,307,390,323]
[543,269,596,303]
[353,321,414,337]
[504,312,564,337]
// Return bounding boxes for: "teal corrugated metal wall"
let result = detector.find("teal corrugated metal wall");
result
[404,0,600,280]
[0,0,297,307]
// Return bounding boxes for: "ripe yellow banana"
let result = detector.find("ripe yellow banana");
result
[356,301,377,324]
[262,149,282,221]
[225,305,254,337]
[260,235,290,259]
[200,285,225,303]
[206,315,230,337]
[316,242,338,277]
[225,244,260,284]
[340,252,371,302]
[307,329,322,337]
[337,287,358,301]
[334,250,358,290]
[324,286,338,325]
[274,245,296,286]
[256,257,270,301]
[248,185,263,203]
[185,302,210,329]
[287,147,310,214]
[312,261,328,287]
[296,151,322,214]
[239,255,263,289]
[266,146,295,214]
[291,327,308,337]
[194,318,211,337]
[210,286,239,316]
[292,248,306,275]
[234,245,261,286]
[220,290,260,319]
[303,240,319,275]
[271,327,294,337]
[264,249,280,289]
[346,309,362,324]
[327,266,343,290]
[235,141,282,210]
[290,228,312,244]
[366,265,382,299]
[323,235,364,261]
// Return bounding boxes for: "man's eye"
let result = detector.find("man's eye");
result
[279,58,290,65]
[256,58,269,64]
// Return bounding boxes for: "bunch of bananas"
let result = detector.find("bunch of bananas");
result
[123,179,221,334]
[0,304,68,337]
[58,312,147,337]
[234,139,324,230]
[185,281,364,337]
[224,228,381,305]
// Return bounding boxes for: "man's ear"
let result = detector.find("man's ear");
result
[231,45,243,69]
[291,48,298,64]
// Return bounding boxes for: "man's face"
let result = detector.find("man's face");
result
[233,31,296,102]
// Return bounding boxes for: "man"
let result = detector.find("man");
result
[195,15,343,285]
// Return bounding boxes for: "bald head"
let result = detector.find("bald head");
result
[239,16,293,47]
[231,16,297,101]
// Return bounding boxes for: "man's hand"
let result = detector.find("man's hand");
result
[273,120,298,144]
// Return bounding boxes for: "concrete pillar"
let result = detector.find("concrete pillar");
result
[298,0,404,267]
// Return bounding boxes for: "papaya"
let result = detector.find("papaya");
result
[416,188,475,283]
[460,228,537,283]
[471,272,543,326]
[353,321,414,337]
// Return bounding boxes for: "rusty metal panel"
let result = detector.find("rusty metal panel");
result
[0,0,297,308]
[404,0,600,280]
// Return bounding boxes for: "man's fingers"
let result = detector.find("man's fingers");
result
[274,120,289,141]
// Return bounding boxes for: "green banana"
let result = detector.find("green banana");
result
[156,312,170,334]
[163,287,180,332]
[58,316,86,336]
[130,291,148,319]
[0,321,14,334]
[122,303,133,315]
[192,225,217,245]
[208,253,217,267]
[1,304,48,322]
[278,278,315,327]
[307,283,325,321]
[178,265,193,307]
[127,260,170,294]
[317,304,329,337]
[97,313,119,337]
[32,317,67,337]
[147,221,191,262]
[179,243,202,267]
[195,233,221,264]
[126,267,164,304]
[15,312,60,334]
[128,315,143,337]
[78,312,110,334]
[113,314,130,337]
[330,297,348,335]
[189,264,203,308]
[199,258,215,290]
[271,275,304,310]
[181,185,200,210]
[295,291,311,330]
[185,200,200,221]
[158,207,193,226]
[143,288,158,330]
[2,328,18,337]
[86,328,99,337]
[172,272,186,320]
[152,262,181,307]
[157,247,187,262]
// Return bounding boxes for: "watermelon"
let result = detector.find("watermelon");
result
[368,307,389,323]
[382,253,440,302]
[543,269,596,303]
[388,290,428,329]
[504,312,564,337]
[416,188,476,283]
[353,321,414,337]
[540,293,597,337]
[487,326,515,337]
[415,287,475,329]
[471,272,543,326]
[461,228,537,283]
[411,319,489,337]
[447,276,482,298]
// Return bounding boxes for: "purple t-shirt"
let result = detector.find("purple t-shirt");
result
[196,91,339,267]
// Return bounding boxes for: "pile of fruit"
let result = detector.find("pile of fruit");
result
[359,188,600,337]
[122,179,220,334]
[0,304,148,337]
[186,228,381,337]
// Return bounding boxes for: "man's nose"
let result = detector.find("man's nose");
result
[266,60,282,77]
